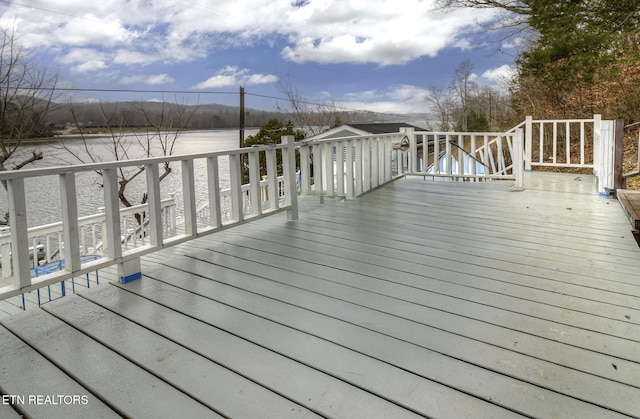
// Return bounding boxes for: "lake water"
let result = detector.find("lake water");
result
[0,129,257,228]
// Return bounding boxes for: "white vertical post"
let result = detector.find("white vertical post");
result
[565,122,571,164]
[299,145,311,194]
[370,138,379,188]
[513,128,525,190]
[60,172,81,273]
[248,150,262,216]
[363,138,371,192]
[593,114,602,176]
[7,178,30,289]
[580,121,585,166]
[207,156,222,228]
[355,139,363,196]
[345,140,354,198]
[102,169,122,260]
[383,137,392,182]
[312,144,323,194]
[552,121,558,165]
[325,142,334,195]
[281,135,298,220]
[265,148,279,210]
[145,163,163,247]
[470,135,477,176]
[229,153,244,222]
[182,159,197,237]
[445,135,452,175]
[336,141,345,196]
[457,135,464,176]
[433,134,440,174]
[524,116,533,170]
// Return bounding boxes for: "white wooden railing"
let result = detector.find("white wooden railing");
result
[405,129,524,188]
[0,197,176,279]
[0,136,298,301]
[298,132,411,198]
[185,176,287,226]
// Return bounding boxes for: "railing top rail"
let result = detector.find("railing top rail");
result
[300,132,405,144]
[526,118,598,123]
[0,143,291,181]
[414,131,516,136]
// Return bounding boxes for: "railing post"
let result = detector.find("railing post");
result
[282,135,299,220]
[7,178,30,290]
[524,116,532,170]
[513,128,525,191]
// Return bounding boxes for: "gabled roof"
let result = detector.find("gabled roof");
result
[346,122,424,134]
[305,122,425,141]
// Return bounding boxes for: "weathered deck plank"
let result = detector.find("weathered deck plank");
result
[1,173,639,418]
[0,325,120,418]
[42,296,322,419]
[1,310,221,418]
[140,253,636,417]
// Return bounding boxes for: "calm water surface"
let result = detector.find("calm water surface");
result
[0,129,257,227]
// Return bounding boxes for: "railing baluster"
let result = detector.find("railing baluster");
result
[312,144,323,194]
[345,141,354,198]
[299,145,310,194]
[182,159,197,237]
[566,122,571,164]
[281,136,298,220]
[102,168,122,260]
[265,148,279,210]
[229,153,244,222]
[60,171,81,273]
[7,178,30,289]
[207,156,222,227]
[336,141,345,196]
[355,139,363,196]
[539,122,544,164]
[145,163,163,247]
[248,150,262,216]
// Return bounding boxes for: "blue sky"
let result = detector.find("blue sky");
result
[1,0,518,115]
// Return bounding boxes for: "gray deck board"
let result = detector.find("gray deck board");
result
[0,326,120,419]
[1,173,639,418]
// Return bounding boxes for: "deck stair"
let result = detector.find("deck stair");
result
[617,189,640,243]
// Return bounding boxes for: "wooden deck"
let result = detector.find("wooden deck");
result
[1,172,640,418]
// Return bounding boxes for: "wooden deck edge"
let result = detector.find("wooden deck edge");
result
[617,189,640,230]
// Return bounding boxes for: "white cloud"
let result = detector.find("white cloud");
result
[481,64,515,90]
[193,66,277,89]
[120,74,175,85]
[341,85,431,114]
[3,0,499,70]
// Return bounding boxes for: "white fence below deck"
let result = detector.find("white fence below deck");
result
[0,136,298,301]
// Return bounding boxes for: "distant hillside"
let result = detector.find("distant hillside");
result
[45,100,426,131]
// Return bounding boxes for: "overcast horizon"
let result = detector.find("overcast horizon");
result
[2,0,518,115]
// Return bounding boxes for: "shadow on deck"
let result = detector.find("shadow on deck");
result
[1,173,639,418]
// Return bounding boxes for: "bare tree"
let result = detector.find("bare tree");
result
[275,76,343,136]
[424,84,454,131]
[449,60,478,131]
[0,25,58,181]
[58,98,197,216]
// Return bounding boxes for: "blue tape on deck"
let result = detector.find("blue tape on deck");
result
[120,272,142,283]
